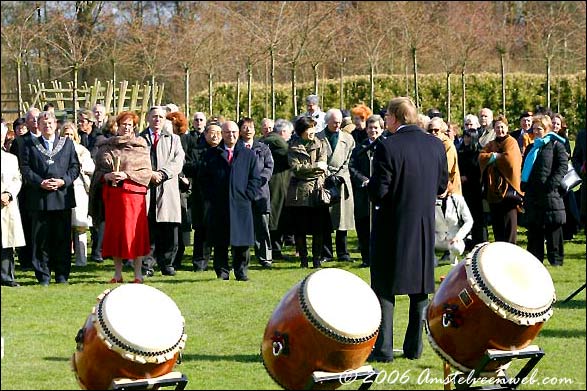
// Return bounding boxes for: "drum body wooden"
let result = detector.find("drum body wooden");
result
[426,242,555,373]
[72,284,187,390]
[261,268,381,390]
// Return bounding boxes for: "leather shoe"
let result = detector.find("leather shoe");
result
[161,266,177,276]
[236,275,249,281]
[1,281,20,287]
[109,277,123,283]
[217,274,229,280]
[260,261,272,269]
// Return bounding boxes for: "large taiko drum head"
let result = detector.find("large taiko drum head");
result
[261,268,381,390]
[72,284,188,390]
[426,242,555,373]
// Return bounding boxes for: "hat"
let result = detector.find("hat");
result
[341,109,351,119]
[306,94,319,105]
[427,108,443,119]
[341,117,356,134]
[519,111,533,120]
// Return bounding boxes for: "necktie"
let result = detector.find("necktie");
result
[246,143,251,149]
[153,132,159,148]
[227,149,233,163]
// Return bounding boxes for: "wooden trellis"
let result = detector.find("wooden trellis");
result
[25,79,165,129]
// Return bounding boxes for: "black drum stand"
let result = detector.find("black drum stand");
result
[451,345,544,390]
[305,365,379,390]
[110,371,188,390]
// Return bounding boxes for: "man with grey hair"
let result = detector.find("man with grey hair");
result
[190,111,207,143]
[478,107,495,147]
[20,110,80,285]
[92,103,108,132]
[261,118,294,259]
[317,108,356,263]
[303,94,325,131]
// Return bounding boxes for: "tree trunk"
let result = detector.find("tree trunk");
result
[312,63,319,95]
[339,58,345,110]
[184,66,190,118]
[236,71,241,120]
[405,61,409,96]
[369,62,375,111]
[546,57,551,109]
[73,63,79,119]
[270,48,275,120]
[291,64,297,117]
[16,58,23,118]
[412,47,419,109]
[500,52,506,115]
[150,74,156,107]
[247,62,252,118]
[461,69,466,123]
[208,72,213,116]
[112,59,117,112]
[446,72,451,122]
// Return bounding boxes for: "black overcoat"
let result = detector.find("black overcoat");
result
[19,135,80,211]
[200,140,261,247]
[368,125,448,298]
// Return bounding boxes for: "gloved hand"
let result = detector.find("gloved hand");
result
[315,161,328,171]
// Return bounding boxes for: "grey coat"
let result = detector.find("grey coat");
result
[139,128,185,223]
[317,129,356,230]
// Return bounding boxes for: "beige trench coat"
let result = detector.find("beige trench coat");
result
[1,150,26,248]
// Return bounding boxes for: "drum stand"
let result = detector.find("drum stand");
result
[110,371,188,390]
[305,365,379,390]
[448,345,544,390]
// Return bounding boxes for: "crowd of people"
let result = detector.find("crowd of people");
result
[1,98,585,288]
[1,94,585,367]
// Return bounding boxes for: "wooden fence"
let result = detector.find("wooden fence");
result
[2,79,164,129]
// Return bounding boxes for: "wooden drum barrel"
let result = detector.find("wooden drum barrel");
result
[71,284,188,390]
[426,242,555,373]
[261,268,381,390]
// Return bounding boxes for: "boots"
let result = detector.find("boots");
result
[312,257,322,269]
[300,257,309,268]
[74,230,88,266]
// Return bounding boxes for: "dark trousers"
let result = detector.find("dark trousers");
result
[192,224,211,271]
[322,230,349,259]
[489,202,518,244]
[30,210,72,283]
[1,247,16,284]
[213,245,250,280]
[356,216,371,265]
[527,223,565,265]
[90,220,105,260]
[253,211,272,262]
[146,217,179,271]
[16,206,33,268]
[372,293,428,361]
[294,233,324,262]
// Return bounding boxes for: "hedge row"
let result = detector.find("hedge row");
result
[192,72,586,139]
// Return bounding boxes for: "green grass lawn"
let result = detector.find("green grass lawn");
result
[1,228,585,390]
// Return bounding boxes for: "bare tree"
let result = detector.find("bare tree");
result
[524,2,584,109]
[41,9,104,116]
[280,2,338,117]
[387,2,435,109]
[1,3,43,116]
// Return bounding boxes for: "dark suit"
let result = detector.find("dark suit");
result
[368,125,448,361]
[199,140,261,280]
[19,135,80,284]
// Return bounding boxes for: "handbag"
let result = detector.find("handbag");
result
[314,175,342,207]
[561,161,582,194]
[503,184,523,205]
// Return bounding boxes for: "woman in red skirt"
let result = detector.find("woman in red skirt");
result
[89,111,152,283]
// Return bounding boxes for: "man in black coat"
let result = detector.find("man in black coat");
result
[199,121,261,281]
[367,97,448,362]
[19,110,80,285]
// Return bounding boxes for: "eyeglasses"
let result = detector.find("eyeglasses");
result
[195,118,205,121]
[428,128,441,134]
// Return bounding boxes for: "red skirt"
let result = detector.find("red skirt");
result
[101,181,150,259]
